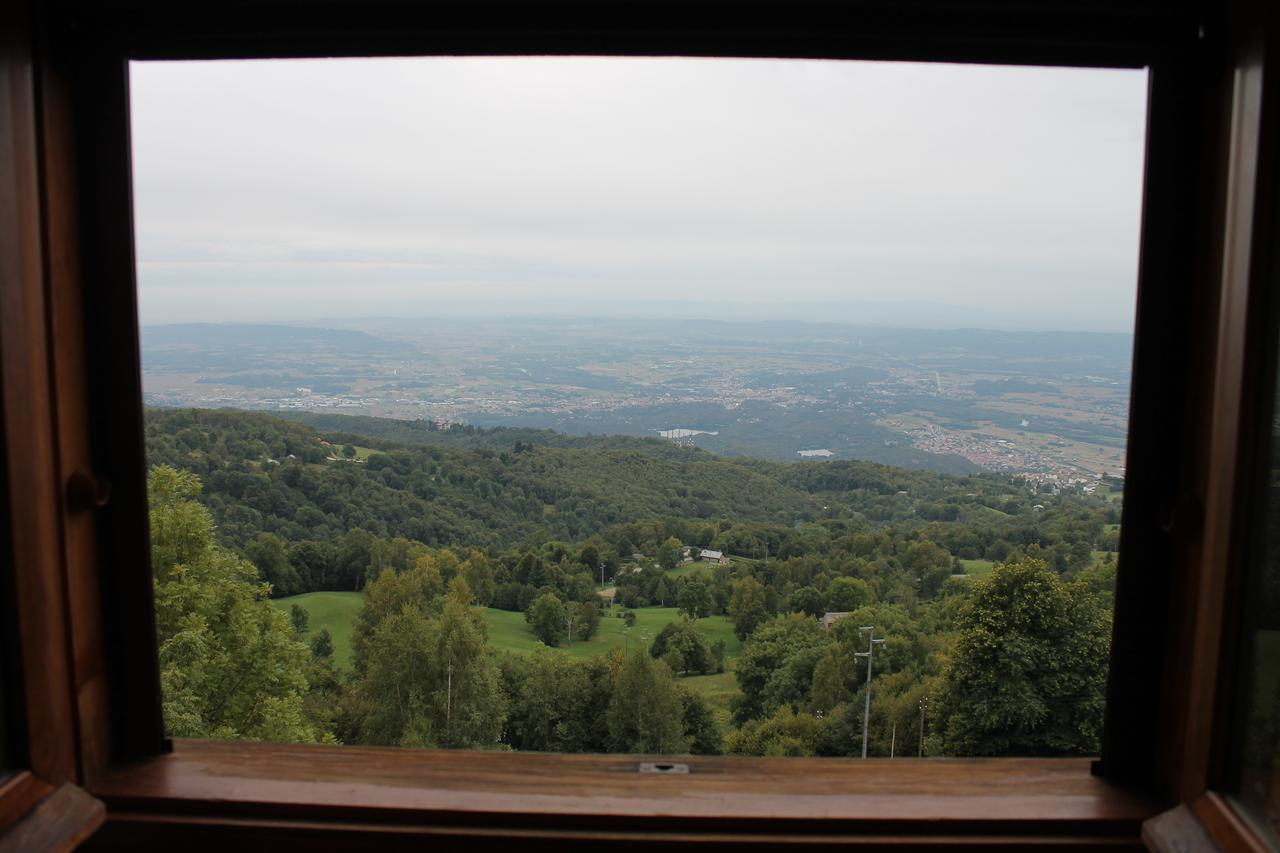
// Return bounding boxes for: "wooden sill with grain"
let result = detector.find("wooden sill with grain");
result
[83,739,1160,849]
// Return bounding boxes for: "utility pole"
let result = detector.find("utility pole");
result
[918,695,929,758]
[446,661,454,735]
[855,625,885,759]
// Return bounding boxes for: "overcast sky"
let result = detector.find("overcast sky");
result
[130,57,1148,332]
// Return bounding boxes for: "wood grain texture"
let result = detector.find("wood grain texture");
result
[34,35,114,786]
[0,783,104,853]
[84,740,1158,848]
[0,773,53,834]
[0,0,80,787]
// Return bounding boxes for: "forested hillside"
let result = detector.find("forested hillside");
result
[145,407,1120,758]
[146,408,1118,596]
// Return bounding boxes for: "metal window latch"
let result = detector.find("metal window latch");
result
[638,762,689,774]
[66,470,111,512]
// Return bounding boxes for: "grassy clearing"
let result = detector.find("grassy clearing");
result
[485,606,742,661]
[665,561,704,578]
[271,591,362,670]
[327,444,378,462]
[681,670,740,727]
[957,558,996,577]
[271,592,746,713]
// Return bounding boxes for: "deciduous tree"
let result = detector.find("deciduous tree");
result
[939,557,1110,755]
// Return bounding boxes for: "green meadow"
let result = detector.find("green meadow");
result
[275,592,745,693]
[270,591,363,669]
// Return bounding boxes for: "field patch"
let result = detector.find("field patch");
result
[271,591,363,669]
[957,558,996,577]
[486,606,743,661]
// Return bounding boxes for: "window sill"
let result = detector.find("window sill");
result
[85,739,1160,848]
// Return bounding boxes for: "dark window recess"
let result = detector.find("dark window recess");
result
[1234,160,1280,846]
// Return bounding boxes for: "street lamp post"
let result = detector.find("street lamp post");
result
[854,625,885,759]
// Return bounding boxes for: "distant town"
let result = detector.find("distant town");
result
[141,317,1130,483]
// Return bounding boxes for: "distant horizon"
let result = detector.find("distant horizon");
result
[137,307,1137,337]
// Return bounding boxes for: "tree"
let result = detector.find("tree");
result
[826,576,871,612]
[290,603,310,636]
[342,444,358,458]
[528,592,566,647]
[358,579,504,749]
[728,576,769,640]
[939,557,1110,756]
[654,576,675,607]
[460,550,496,607]
[656,539,680,571]
[575,600,601,641]
[623,610,637,628]
[578,543,601,572]
[148,465,328,743]
[732,613,827,724]
[310,627,334,660]
[351,557,442,671]
[678,686,722,754]
[607,652,686,753]
[650,618,714,675]
[725,705,827,757]
[789,585,825,617]
[677,579,714,619]
[246,532,304,596]
[902,540,954,598]
[501,652,612,753]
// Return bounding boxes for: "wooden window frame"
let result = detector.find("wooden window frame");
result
[1,0,1278,848]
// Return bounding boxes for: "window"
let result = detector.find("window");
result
[1,0,1276,848]
[128,56,1145,760]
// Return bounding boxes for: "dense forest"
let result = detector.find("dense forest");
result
[146,407,1120,757]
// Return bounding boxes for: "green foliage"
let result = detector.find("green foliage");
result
[656,539,681,571]
[575,600,601,641]
[788,586,825,617]
[678,687,722,755]
[677,579,714,620]
[726,706,826,757]
[310,627,334,659]
[732,614,827,725]
[290,603,309,635]
[149,465,330,743]
[247,533,304,596]
[825,576,871,612]
[350,558,442,671]
[728,576,769,640]
[650,618,715,675]
[528,593,566,647]
[607,652,687,753]
[357,581,505,749]
[499,652,612,753]
[144,409,1122,758]
[939,557,1110,756]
